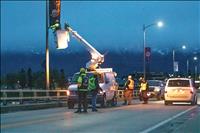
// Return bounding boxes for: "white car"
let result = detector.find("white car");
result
[164,78,198,105]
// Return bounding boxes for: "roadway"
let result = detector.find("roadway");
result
[1,99,200,133]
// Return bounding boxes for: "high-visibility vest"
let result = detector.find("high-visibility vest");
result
[88,77,96,91]
[127,79,134,90]
[140,82,147,91]
[77,73,88,91]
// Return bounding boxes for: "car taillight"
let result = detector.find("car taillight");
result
[190,87,194,94]
[66,90,70,96]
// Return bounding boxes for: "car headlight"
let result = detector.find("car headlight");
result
[154,87,160,92]
[99,90,105,94]
[66,90,70,96]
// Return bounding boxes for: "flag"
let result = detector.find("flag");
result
[49,0,61,30]
[174,61,179,72]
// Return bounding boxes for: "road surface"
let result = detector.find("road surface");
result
[1,99,200,133]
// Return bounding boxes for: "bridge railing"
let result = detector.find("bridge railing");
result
[0,89,69,105]
[0,89,141,106]
[116,89,140,101]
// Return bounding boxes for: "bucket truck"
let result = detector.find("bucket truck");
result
[60,23,118,109]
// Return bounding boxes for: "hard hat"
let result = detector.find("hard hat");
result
[80,68,86,73]
[128,75,132,79]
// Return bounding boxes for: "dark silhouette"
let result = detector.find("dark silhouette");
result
[27,68,33,89]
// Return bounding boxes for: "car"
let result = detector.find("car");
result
[195,80,200,90]
[67,69,118,109]
[147,80,165,100]
[164,78,198,105]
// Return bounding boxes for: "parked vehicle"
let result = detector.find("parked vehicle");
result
[147,80,165,100]
[164,78,198,105]
[67,69,118,109]
[195,80,200,90]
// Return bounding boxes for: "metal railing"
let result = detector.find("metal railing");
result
[117,90,140,101]
[0,89,68,105]
[0,89,141,106]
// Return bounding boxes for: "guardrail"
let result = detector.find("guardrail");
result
[1,89,140,106]
[117,90,140,101]
[0,89,69,105]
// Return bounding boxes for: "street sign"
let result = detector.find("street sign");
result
[145,47,151,62]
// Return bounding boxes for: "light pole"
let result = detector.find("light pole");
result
[187,59,189,76]
[143,21,163,80]
[193,56,198,80]
[46,0,50,90]
[172,45,186,76]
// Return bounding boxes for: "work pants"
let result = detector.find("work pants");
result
[91,91,97,111]
[141,90,148,103]
[77,91,87,111]
[124,89,133,105]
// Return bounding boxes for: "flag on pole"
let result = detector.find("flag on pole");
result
[49,0,61,30]
[174,61,179,72]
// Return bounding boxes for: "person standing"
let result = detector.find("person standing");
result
[123,75,134,105]
[74,68,88,113]
[88,72,102,112]
[139,78,149,104]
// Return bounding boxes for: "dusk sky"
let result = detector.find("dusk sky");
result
[1,1,200,53]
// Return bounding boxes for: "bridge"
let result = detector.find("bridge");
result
[1,90,199,133]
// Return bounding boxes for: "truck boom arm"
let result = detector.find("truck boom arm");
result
[64,23,104,70]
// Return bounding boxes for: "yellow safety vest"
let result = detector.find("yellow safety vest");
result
[128,79,134,90]
[140,82,147,91]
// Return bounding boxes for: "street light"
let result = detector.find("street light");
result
[194,56,198,61]
[182,45,186,50]
[143,21,164,80]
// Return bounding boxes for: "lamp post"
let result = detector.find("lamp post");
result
[193,56,198,80]
[46,0,50,90]
[143,21,163,80]
[172,45,186,76]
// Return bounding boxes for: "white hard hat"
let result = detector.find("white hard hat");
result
[128,75,132,79]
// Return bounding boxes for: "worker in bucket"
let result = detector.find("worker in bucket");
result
[123,75,134,105]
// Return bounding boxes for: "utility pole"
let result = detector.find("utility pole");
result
[46,0,50,90]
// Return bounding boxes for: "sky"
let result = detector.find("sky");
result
[1,1,200,53]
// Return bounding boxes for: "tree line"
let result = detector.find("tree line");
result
[1,68,69,90]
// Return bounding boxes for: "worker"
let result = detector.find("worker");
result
[123,75,134,105]
[139,78,149,104]
[74,68,88,113]
[138,77,143,101]
[88,72,102,112]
